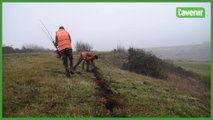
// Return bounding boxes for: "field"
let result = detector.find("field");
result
[174,61,210,77]
[3,52,210,117]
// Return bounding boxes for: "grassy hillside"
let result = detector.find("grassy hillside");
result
[3,52,210,117]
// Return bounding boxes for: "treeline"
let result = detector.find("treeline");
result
[3,44,53,54]
[3,41,94,54]
[75,41,93,52]
[113,45,126,53]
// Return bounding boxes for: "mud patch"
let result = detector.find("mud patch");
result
[75,71,82,74]
[92,69,127,117]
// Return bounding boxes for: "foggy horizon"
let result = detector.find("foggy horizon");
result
[3,3,211,51]
[2,41,210,52]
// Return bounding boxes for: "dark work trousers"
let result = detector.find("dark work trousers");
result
[60,49,74,74]
[73,55,94,71]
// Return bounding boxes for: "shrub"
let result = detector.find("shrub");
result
[123,47,166,79]
[3,45,15,53]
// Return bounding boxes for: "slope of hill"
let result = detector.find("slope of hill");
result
[145,42,210,61]
[3,52,210,117]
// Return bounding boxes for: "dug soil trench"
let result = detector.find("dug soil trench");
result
[91,68,127,117]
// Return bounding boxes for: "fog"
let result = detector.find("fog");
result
[3,3,210,51]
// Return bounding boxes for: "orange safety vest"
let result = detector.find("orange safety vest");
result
[81,52,94,60]
[56,29,72,51]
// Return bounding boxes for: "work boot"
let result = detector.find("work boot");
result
[70,64,74,74]
[65,68,70,78]
[66,71,71,78]
[70,66,74,74]
[70,70,74,74]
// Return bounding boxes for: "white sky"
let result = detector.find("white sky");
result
[3,3,211,51]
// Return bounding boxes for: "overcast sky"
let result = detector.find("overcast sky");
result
[3,3,210,51]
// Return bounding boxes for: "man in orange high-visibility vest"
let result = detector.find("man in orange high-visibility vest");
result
[73,52,98,72]
[55,26,74,78]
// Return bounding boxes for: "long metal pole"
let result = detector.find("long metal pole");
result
[39,24,52,42]
[39,20,57,48]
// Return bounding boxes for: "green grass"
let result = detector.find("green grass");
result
[3,53,96,117]
[3,52,210,117]
[96,59,210,117]
[174,61,210,77]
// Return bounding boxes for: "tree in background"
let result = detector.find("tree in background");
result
[116,45,126,53]
[22,44,45,52]
[75,41,93,52]
[3,44,52,54]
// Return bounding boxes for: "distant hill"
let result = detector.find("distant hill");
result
[145,42,210,61]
